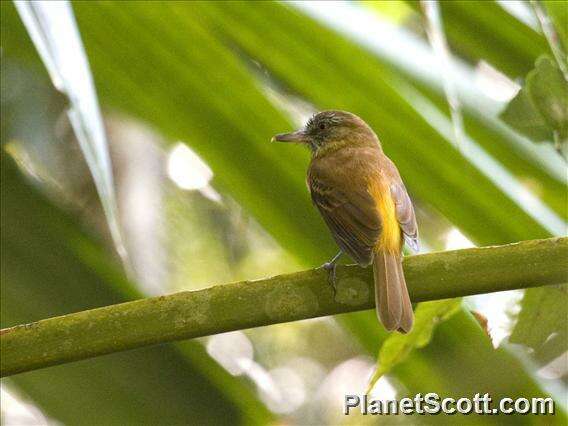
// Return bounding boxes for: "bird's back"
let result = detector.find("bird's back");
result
[307,145,389,265]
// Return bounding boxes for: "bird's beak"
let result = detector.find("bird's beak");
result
[271,130,308,143]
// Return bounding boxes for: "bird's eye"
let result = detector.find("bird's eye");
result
[319,123,326,130]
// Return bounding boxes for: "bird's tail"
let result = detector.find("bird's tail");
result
[373,250,413,333]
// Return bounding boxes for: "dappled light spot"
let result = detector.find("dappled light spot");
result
[259,366,306,414]
[167,143,212,190]
[474,61,520,103]
[167,142,221,202]
[314,357,398,423]
[206,331,253,376]
[444,228,475,251]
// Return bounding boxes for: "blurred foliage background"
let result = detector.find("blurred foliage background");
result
[1,1,567,425]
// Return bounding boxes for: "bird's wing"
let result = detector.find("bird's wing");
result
[390,182,419,252]
[309,171,381,266]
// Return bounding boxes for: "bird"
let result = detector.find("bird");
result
[272,110,419,333]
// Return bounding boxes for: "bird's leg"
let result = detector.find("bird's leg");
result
[321,251,343,295]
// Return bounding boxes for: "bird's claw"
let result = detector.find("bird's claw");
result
[322,261,338,296]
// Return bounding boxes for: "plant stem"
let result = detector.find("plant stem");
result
[420,0,466,154]
[553,130,567,162]
[2,237,567,377]
[530,0,568,81]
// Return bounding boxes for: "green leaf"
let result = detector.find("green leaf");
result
[500,55,568,143]
[197,0,551,244]
[510,285,568,365]
[543,0,568,53]
[0,153,270,425]
[407,0,549,78]
[366,299,462,394]
[2,1,564,422]
[528,56,568,139]
[13,2,128,268]
[499,84,554,142]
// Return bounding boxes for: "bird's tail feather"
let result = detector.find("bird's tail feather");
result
[373,250,413,333]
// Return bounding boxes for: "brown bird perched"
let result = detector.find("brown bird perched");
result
[272,110,419,333]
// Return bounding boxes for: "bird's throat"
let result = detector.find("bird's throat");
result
[312,139,351,159]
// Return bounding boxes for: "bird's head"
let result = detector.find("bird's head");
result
[271,110,379,156]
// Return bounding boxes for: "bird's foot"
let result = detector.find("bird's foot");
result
[321,261,338,296]
[319,251,342,297]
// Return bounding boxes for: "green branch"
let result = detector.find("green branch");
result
[2,237,566,377]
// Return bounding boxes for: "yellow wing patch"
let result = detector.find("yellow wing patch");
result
[368,179,402,254]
